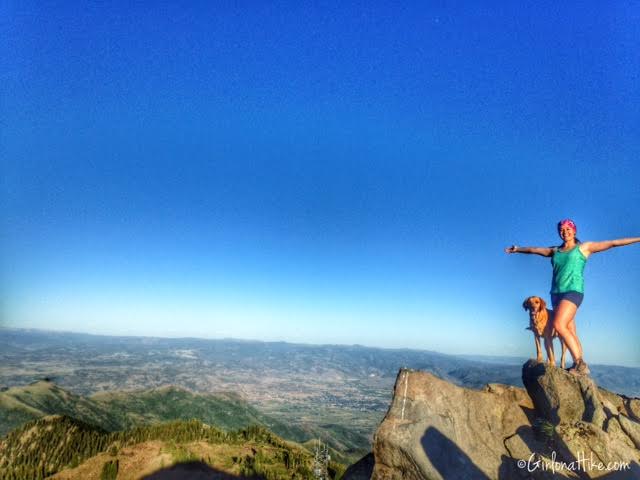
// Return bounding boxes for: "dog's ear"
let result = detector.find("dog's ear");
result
[522,298,530,310]
[540,298,547,309]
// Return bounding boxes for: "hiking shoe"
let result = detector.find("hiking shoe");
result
[576,360,590,375]
[568,360,590,376]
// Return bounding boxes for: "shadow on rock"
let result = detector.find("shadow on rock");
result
[421,426,490,479]
[342,452,374,480]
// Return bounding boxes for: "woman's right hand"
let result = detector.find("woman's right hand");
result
[504,245,517,254]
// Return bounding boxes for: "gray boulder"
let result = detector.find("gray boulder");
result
[370,364,640,479]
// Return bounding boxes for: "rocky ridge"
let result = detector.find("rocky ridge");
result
[367,360,640,479]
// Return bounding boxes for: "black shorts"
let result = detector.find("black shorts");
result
[551,291,584,309]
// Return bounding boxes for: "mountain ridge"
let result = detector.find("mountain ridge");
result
[0,415,341,480]
[0,380,306,442]
[367,363,640,479]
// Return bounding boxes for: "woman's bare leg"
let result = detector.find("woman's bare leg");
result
[553,300,582,364]
[567,316,583,360]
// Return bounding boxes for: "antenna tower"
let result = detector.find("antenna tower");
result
[312,438,330,480]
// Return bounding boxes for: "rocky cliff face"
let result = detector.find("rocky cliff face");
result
[370,361,640,479]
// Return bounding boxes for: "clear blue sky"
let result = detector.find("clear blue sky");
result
[2,2,639,366]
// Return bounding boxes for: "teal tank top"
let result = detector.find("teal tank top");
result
[550,245,587,294]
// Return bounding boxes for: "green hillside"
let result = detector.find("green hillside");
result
[91,385,309,441]
[0,415,345,480]
[0,381,123,436]
[0,380,305,442]
[0,380,369,464]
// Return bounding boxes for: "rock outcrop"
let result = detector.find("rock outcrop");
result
[371,361,640,479]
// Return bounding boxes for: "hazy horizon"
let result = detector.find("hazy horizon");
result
[2,3,639,367]
[4,326,640,370]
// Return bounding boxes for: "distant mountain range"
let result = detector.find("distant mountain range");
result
[2,328,637,396]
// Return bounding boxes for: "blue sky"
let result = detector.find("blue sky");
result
[2,2,639,366]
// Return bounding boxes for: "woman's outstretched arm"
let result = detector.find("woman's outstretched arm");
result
[582,237,640,255]
[504,245,554,257]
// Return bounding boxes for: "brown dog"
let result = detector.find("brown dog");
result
[522,296,567,368]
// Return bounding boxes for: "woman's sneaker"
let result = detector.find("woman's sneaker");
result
[576,360,590,375]
[568,359,590,376]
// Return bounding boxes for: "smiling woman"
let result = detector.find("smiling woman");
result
[505,220,640,375]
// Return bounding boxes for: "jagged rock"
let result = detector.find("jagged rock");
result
[521,360,640,476]
[371,369,547,479]
[597,387,640,422]
[370,365,640,479]
[522,359,605,426]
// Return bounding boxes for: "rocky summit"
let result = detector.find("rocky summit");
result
[368,361,640,479]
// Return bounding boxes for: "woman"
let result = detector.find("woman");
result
[505,219,640,375]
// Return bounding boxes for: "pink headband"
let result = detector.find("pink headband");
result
[557,219,577,233]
